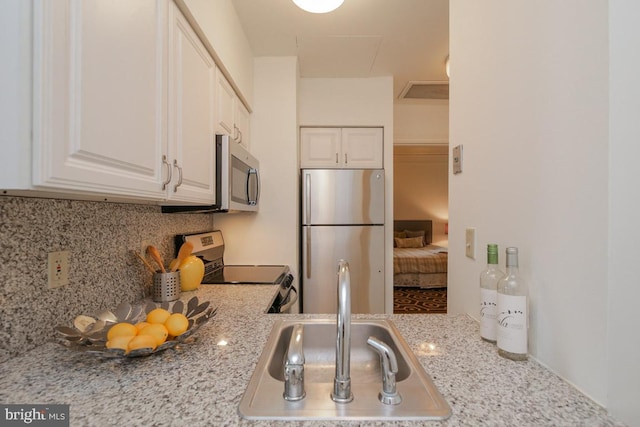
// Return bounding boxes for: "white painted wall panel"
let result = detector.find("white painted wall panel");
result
[607,1,640,424]
[450,0,609,406]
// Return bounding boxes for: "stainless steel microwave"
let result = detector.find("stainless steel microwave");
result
[161,134,259,213]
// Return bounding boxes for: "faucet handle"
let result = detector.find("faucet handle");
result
[367,336,402,405]
[283,324,306,401]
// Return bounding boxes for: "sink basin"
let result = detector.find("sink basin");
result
[239,319,451,421]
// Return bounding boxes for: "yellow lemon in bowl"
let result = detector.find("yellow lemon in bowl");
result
[146,308,171,324]
[106,335,134,351]
[106,322,138,341]
[165,313,189,337]
[138,323,169,346]
[135,321,150,332]
[127,334,157,352]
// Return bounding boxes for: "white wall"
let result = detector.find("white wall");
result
[214,57,299,281]
[607,1,640,424]
[183,0,254,106]
[394,101,449,145]
[450,0,610,407]
[298,77,394,312]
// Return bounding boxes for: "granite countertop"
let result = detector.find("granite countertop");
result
[0,285,625,426]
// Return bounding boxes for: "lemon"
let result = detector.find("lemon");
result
[106,322,138,341]
[146,308,171,324]
[135,321,150,332]
[165,313,189,336]
[127,334,157,352]
[106,335,134,351]
[138,323,169,346]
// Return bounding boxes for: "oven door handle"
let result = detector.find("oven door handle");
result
[279,286,298,313]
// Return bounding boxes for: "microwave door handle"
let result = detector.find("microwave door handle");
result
[247,168,259,205]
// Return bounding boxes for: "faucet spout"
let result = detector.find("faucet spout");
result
[331,259,353,403]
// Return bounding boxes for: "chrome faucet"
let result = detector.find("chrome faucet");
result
[283,323,305,401]
[367,336,402,405]
[331,259,353,403]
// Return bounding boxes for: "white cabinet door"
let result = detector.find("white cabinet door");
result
[215,68,235,136]
[341,128,383,168]
[234,100,250,150]
[166,4,215,204]
[32,0,167,200]
[300,128,342,168]
[300,127,383,169]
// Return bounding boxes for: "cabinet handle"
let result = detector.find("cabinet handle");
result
[233,124,241,143]
[345,153,348,164]
[335,153,339,164]
[173,159,183,192]
[162,155,172,190]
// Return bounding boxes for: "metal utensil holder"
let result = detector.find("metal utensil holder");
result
[153,271,181,302]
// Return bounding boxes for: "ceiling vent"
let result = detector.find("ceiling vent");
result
[399,81,449,100]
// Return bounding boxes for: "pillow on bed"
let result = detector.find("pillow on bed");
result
[404,229,426,245]
[393,231,407,247]
[394,236,425,248]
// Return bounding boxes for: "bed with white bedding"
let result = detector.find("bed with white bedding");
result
[393,220,448,289]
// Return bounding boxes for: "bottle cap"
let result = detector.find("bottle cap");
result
[487,244,499,264]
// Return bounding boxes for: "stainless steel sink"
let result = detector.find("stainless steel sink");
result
[239,319,451,421]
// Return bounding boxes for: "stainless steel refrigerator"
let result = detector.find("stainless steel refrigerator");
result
[301,169,385,314]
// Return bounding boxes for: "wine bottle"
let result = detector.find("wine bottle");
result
[497,247,528,361]
[479,244,504,343]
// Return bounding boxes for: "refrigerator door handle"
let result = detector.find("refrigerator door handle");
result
[305,173,311,278]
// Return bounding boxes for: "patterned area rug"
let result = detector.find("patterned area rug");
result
[393,287,447,314]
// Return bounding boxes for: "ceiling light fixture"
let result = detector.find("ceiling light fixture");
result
[292,0,344,14]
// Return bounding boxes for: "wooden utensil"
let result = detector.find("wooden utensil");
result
[133,250,156,274]
[171,242,194,272]
[146,245,166,273]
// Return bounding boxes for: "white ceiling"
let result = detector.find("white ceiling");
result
[230,0,449,103]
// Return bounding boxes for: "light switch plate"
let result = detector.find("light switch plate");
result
[453,145,463,174]
[465,227,476,259]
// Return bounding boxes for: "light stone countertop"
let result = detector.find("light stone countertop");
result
[0,285,626,426]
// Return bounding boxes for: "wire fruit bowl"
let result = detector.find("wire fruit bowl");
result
[54,296,217,358]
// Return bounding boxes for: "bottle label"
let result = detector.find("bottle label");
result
[497,294,528,354]
[480,288,497,341]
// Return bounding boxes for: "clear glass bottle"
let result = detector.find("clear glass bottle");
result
[497,247,529,361]
[479,244,504,343]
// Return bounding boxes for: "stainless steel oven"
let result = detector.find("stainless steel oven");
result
[175,231,297,313]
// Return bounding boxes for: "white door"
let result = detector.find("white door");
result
[215,68,235,136]
[166,4,215,204]
[341,128,383,168]
[300,127,342,168]
[32,0,167,200]
[234,101,250,150]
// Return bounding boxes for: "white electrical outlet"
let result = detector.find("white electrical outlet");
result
[48,250,70,289]
[465,227,476,259]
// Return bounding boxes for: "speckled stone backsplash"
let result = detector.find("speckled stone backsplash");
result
[0,196,213,362]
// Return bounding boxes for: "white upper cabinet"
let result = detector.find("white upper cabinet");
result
[31,0,168,200]
[166,3,215,204]
[300,127,383,169]
[215,68,250,149]
[1,0,250,204]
